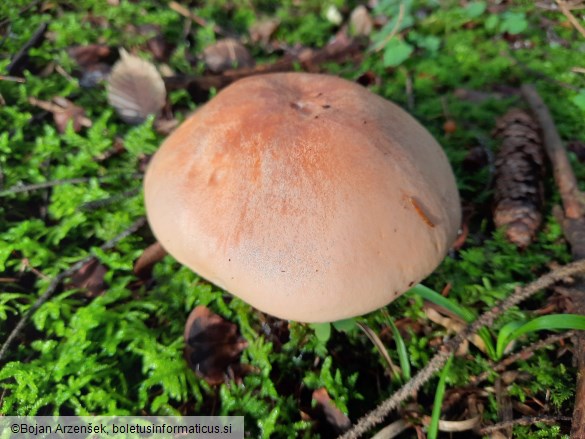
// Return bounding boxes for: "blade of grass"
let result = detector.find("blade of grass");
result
[383,311,411,381]
[428,354,453,439]
[497,314,585,359]
[357,322,401,381]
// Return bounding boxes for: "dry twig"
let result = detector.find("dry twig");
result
[0,217,147,363]
[7,22,48,76]
[479,415,571,434]
[0,174,142,197]
[556,0,585,39]
[521,84,585,439]
[169,1,226,36]
[338,259,585,439]
[521,85,584,219]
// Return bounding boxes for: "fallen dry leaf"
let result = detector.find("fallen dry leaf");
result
[28,96,92,133]
[107,49,166,124]
[370,420,409,439]
[184,306,248,385]
[312,388,351,433]
[421,414,481,432]
[133,241,167,279]
[70,259,107,297]
[203,38,254,73]
[138,24,174,62]
[349,5,373,37]
[68,44,113,69]
[249,18,280,45]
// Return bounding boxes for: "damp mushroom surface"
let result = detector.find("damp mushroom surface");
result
[144,72,461,323]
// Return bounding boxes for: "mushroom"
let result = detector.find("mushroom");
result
[144,73,460,323]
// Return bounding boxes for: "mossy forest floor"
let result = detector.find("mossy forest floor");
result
[2,0,585,438]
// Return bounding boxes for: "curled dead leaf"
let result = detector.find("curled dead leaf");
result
[421,414,481,432]
[312,388,351,433]
[370,420,409,439]
[350,5,373,37]
[68,44,113,69]
[107,49,166,124]
[184,306,248,385]
[203,38,254,73]
[133,241,167,279]
[249,18,280,45]
[70,259,107,297]
[138,24,174,62]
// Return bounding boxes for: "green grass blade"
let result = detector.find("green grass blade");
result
[496,321,525,359]
[498,314,585,359]
[385,314,411,381]
[428,354,453,439]
[408,284,475,322]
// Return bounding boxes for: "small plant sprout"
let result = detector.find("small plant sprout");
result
[144,72,460,323]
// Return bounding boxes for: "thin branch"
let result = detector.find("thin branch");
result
[479,415,571,434]
[557,0,585,39]
[79,187,141,211]
[521,84,585,439]
[338,259,585,439]
[0,217,147,363]
[0,173,143,197]
[7,21,47,76]
[168,1,226,36]
[521,84,585,219]
[0,76,26,83]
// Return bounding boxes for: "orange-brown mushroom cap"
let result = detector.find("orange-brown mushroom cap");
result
[144,73,461,322]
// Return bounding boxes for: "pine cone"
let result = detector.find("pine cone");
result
[493,108,545,248]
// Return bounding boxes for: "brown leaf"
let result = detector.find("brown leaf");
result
[138,25,174,62]
[70,259,107,297]
[203,39,254,73]
[349,5,373,37]
[493,108,545,248]
[28,96,92,133]
[184,306,248,385]
[68,44,113,69]
[249,18,280,45]
[312,388,351,433]
[107,49,166,124]
[134,241,167,279]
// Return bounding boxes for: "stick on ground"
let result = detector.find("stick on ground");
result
[521,84,585,439]
[338,259,585,439]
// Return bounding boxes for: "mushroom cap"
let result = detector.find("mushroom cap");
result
[144,73,461,322]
